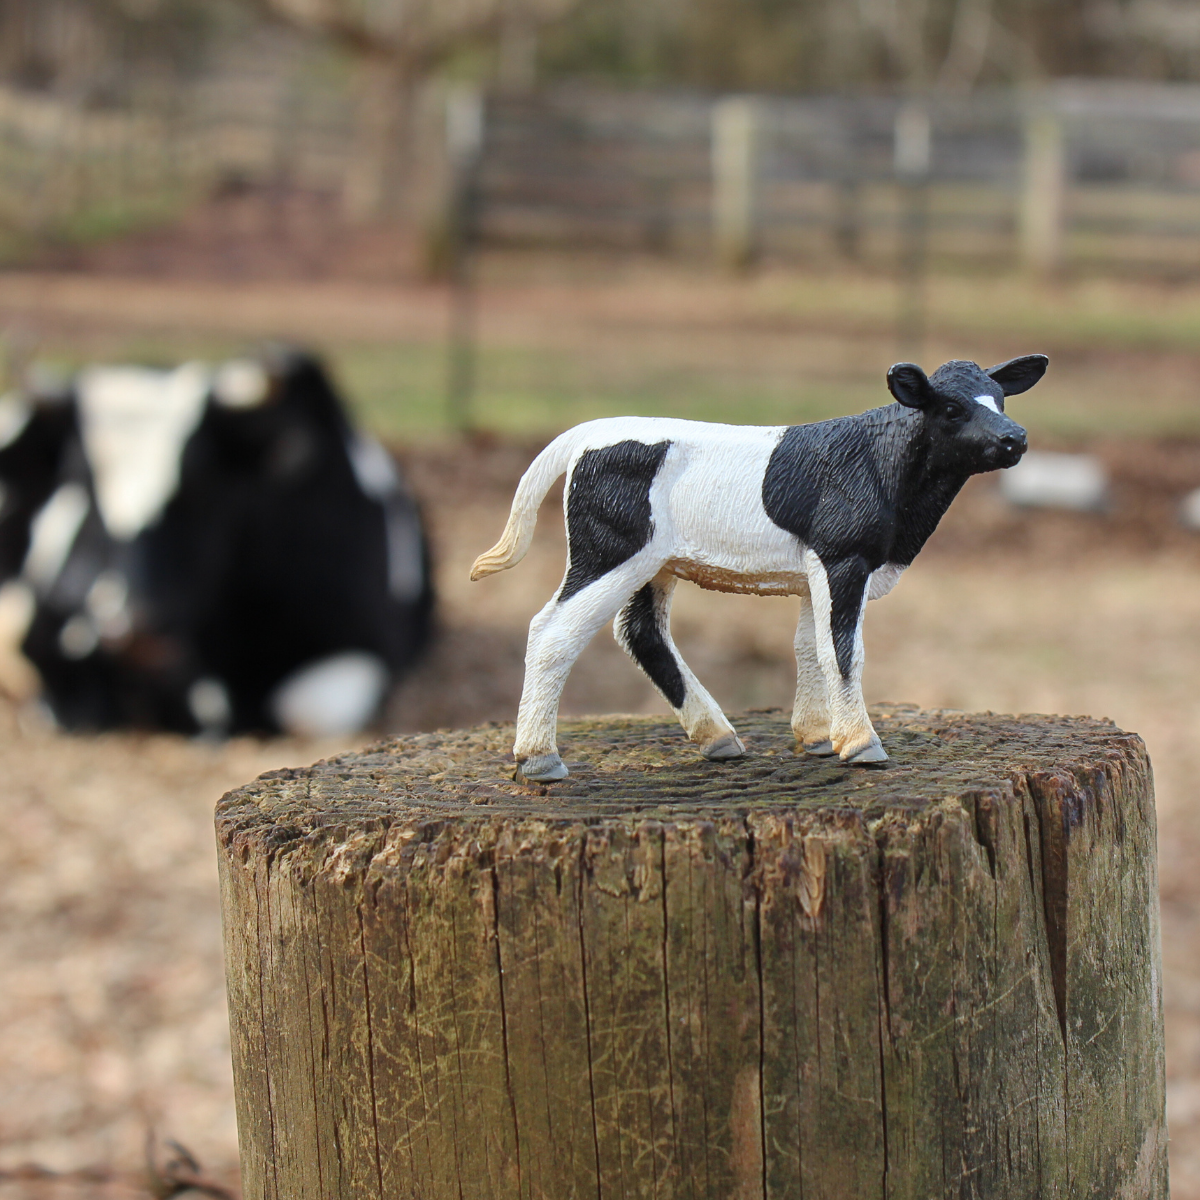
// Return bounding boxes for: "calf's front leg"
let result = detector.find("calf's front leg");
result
[803,549,887,764]
[791,586,834,755]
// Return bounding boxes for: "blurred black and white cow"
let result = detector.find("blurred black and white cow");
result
[473,355,1047,781]
[0,350,432,735]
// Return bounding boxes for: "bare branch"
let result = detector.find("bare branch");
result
[936,0,994,93]
[237,0,576,68]
[236,0,403,58]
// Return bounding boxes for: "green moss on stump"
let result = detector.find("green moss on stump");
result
[218,707,1168,1200]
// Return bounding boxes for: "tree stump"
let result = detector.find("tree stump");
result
[216,707,1168,1200]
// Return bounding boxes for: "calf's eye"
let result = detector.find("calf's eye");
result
[944,403,963,420]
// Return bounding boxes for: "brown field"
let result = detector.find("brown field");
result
[2,254,1200,1196]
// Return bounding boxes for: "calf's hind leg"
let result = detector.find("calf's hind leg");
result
[615,572,745,760]
[514,555,665,782]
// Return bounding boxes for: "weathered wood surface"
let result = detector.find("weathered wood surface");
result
[216,706,1168,1200]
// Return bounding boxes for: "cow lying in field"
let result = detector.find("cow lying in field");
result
[0,349,432,735]
[472,354,1047,782]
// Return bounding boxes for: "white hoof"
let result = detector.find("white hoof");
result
[844,742,888,765]
[802,739,835,757]
[516,753,569,783]
[702,733,746,761]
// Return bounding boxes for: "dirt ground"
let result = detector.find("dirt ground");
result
[1,235,1199,1194]
[0,432,1197,1197]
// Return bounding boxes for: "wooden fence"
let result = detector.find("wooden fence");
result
[478,83,1200,275]
[3,66,1200,276]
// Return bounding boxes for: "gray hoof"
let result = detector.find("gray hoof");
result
[516,753,569,783]
[803,739,835,757]
[702,733,746,761]
[844,742,888,765]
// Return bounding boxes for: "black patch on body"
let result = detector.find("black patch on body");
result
[762,406,967,571]
[558,439,670,603]
[618,583,685,708]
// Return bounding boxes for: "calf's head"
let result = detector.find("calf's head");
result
[886,355,1047,475]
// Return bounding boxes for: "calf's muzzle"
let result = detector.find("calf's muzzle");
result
[987,414,1028,468]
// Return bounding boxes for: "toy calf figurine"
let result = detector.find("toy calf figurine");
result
[472,355,1048,782]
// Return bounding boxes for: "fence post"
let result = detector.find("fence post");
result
[443,85,486,433]
[218,708,1169,1199]
[712,95,761,271]
[894,99,931,359]
[1020,103,1067,276]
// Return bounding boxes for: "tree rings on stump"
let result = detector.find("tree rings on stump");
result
[216,706,1168,1200]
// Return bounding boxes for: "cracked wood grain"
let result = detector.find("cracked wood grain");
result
[216,706,1168,1200]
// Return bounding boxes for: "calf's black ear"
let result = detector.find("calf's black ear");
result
[887,362,934,409]
[987,354,1048,396]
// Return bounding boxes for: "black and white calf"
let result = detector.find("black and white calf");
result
[472,355,1047,782]
[0,350,432,734]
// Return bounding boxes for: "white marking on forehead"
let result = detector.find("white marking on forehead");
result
[77,362,211,540]
[973,394,1000,413]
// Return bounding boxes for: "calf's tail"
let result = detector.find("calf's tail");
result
[470,430,581,581]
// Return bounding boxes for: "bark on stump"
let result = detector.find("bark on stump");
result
[216,706,1168,1200]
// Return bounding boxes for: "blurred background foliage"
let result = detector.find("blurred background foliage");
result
[6,0,1200,99]
[540,0,1200,90]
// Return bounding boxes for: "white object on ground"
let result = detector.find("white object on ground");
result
[268,651,389,738]
[1180,487,1200,532]
[1000,451,1108,512]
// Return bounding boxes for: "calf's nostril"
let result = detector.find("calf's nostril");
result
[1000,434,1025,454]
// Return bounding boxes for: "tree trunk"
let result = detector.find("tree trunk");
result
[217,707,1168,1199]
